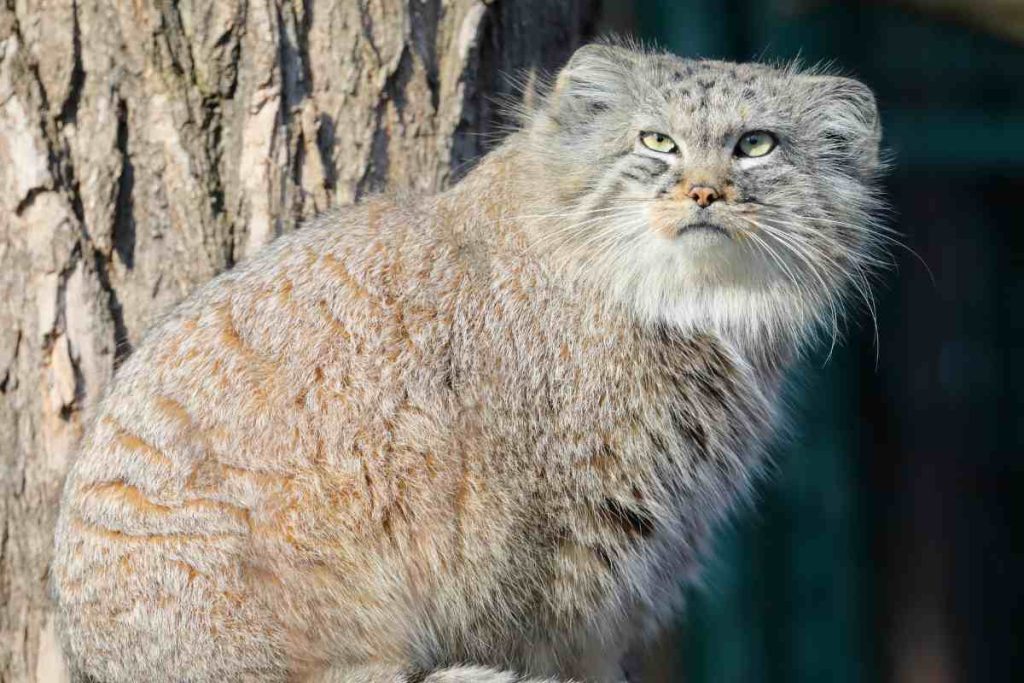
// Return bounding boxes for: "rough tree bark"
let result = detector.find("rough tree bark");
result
[0,1,597,679]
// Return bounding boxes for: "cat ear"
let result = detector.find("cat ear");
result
[548,44,635,123]
[801,75,882,175]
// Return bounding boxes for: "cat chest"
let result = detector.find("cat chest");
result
[537,350,771,610]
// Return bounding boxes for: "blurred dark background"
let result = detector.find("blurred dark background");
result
[594,1,1024,681]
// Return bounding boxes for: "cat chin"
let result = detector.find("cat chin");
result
[590,240,821,350]
[562,230,823,351]
[673,225,732,249]
[639,230,780,289]
[640,283,819,356]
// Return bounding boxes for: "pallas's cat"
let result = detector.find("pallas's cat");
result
[52,43,884,682]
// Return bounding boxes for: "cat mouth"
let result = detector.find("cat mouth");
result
[675,222,730,239]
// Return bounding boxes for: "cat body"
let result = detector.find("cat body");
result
[51,44,882,682]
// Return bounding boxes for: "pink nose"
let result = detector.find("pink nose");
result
[688,185,720,208]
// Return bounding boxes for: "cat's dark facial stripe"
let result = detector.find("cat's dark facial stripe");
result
[621,155,671,183]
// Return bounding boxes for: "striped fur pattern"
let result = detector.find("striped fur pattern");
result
[51,42,883,682]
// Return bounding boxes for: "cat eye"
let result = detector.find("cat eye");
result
[640,131,678,154]
[735,131,777,158]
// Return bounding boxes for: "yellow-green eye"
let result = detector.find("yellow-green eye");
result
[736,131,777,158]
[640,131,678,154]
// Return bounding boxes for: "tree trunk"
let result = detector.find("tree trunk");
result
[0,1,596,679]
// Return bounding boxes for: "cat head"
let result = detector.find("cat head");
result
[521,42,886,355]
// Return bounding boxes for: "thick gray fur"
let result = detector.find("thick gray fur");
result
[51,41,884,682]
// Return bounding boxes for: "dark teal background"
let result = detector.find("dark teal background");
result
[620,2,1024,681]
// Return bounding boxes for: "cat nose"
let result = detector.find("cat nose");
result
[687,185,720,208]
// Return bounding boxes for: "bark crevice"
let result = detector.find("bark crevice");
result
[56,0,84,126]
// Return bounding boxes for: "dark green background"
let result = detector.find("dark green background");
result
[613,2,1024,681]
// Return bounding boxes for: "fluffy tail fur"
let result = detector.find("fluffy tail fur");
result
[324,664,569,682]
[420,666,564,682]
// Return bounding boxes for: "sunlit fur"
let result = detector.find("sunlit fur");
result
[50,43,886,683]
[516,41,886,364]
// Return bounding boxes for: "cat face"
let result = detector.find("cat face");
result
[527,44,885,349]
